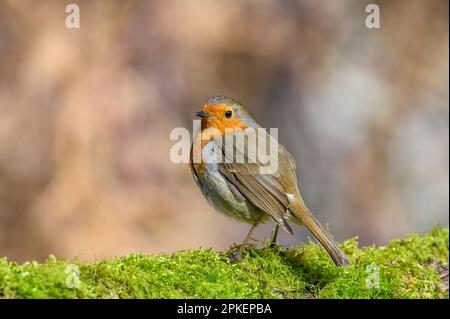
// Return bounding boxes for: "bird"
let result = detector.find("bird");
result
[189,96,350,266]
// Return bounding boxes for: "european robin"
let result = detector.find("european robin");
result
[190,96,349,266]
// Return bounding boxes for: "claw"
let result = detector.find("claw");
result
[229,253,243,263]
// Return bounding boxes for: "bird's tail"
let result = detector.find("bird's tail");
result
[290,201,350,267]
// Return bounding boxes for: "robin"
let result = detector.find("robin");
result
[189,96,349,266]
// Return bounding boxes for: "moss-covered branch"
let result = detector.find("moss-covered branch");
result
[0,226,448,299]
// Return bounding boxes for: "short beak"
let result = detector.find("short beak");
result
[195,110,213,118]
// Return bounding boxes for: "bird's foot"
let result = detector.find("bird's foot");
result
[229,252,243,263]
[268,225,280,248]
[268,240,277,248]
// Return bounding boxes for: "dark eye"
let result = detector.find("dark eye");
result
[225,110,233,118]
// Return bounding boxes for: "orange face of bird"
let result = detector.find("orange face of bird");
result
[196,103,248,134]
[195,102,249,145]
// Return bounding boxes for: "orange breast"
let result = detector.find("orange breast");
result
[189,137,205,178]
[191,161,205,177]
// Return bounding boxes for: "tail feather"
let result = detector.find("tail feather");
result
[290,203,350,267]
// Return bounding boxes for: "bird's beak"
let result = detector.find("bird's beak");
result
[195,110,213,118]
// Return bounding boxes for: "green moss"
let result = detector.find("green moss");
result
[0,226,448,299]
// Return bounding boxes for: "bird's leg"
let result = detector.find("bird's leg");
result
[269,225,280,247]
[229,223,258,263]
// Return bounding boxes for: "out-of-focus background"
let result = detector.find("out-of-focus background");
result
[0,0,448,262]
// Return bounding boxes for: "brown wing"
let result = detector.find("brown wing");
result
[218,130,294,234]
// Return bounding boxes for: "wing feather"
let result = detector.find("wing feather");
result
[218,130,294,234]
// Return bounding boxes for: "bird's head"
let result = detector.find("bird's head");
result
[195,96,257,136]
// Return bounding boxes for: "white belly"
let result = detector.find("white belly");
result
[198,141,268,224]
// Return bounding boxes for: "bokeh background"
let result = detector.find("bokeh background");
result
[0,0,448,262]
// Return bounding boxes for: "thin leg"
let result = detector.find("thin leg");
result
[269,225,280,247]
[230,223,258,262]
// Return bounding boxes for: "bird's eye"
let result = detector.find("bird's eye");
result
[225,110,233,118]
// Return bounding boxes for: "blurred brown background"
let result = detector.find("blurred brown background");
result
[0,0,448,262]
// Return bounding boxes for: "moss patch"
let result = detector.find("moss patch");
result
[0,226,448,299]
